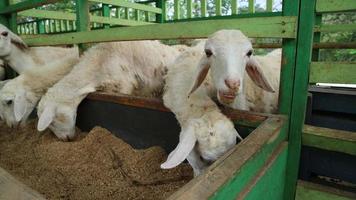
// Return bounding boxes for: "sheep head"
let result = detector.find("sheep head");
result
[0,24,28,58]
[37,85,95,141]
[189,30,275,105]
[0,79,37,127]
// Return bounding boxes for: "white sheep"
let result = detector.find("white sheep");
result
[37,40,181,141]
[0,24,78,74]
[161,30,281,175]
[0,54,78,127]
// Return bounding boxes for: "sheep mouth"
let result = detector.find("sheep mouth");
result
[218,91,236,104]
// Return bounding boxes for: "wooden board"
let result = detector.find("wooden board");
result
[309,62,356,84]
[0,167,45,200]
[23,16,297,46]
[316,0,356,13]
[296,180,356,200]
[303,125,356,156]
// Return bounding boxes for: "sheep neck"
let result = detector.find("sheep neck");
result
[5,45,35,73]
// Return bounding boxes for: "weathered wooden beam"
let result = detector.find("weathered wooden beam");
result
[23,16,297,46]
[316,0,356,13]
[89,0,162,14]
[0,0,60,14]
[282,0,314,198]
[309,62,356,84]
[303,125,356,156]
[296,180,356,200]
[0,167,45,200]
[315,23,356,33]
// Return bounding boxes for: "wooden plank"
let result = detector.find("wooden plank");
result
[316,0,356,13]
[0,1,10,27]
[156,0,166,23]
[231,0,237,14]
[248,0,255,13]
[102,4,110,28]
[174,0,179,20]
[91,15,152,26]
[303,125,356,156]
[266,0,273,12]
[24,16,297,46]
[238,142,288,200]
[283,0,314,199]
[0,0,61,14]
[169,117,287,199]
[19,9,153,26]
[187,0,192,18]
[0,167,45,200]
[314,42,356,49]
[201,0,207,17]
[215,0,221,16]
[312,14,321,61]
[315,24,356,33]
[89,0,162,14]
[87,92,273,127]
[76,0,90,32]
[296,180,356,200]
[309,62,356,84]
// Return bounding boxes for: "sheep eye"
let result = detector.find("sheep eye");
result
[6,100,12,105]
[205,49,213,58]
[246,50,253,57]
[1,31,8,37]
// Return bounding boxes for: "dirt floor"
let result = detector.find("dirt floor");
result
[0,120,193,200]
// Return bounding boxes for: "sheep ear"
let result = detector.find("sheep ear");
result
[37,106,55,131]
[188,57,210,96]
[14,89,27,122]
[9,31,28,51]
[78,85,96,96]
[161,125,197,169]
[246,57,275,93]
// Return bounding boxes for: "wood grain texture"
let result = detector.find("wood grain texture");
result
[0,167,45,200]
[303,125,356,156]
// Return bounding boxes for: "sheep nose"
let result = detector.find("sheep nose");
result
[224,79,240,90]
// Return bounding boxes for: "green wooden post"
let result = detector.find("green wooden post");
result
[278,0,300,197]
[231,0,237,15]
[125,7,129,19]
[201,0,207,17]
[312,14,321,61]
[102,4,110,28]
[156,0,165,22]
[37,20,45,34]
[134,9,140,21]
[267,0,273,12]
[0,1,10,27]
[145,11,149,22]
[215,0,221,16]
[174,0,179,20]
[76,0,90,51]
[248,0,255,13]
[187,0,192,18]
[283,0,316,199]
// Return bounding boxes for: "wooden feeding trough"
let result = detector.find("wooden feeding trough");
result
[0,93,287,199]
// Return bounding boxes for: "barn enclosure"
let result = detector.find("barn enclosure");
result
[0,0,355,199]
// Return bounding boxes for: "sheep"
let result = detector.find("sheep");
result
[161,30,281,175]
[0,24,78,74]
[36,40,181,141]
[0,54,78,127]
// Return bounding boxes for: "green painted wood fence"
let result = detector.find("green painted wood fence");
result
[0,0,355,199]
